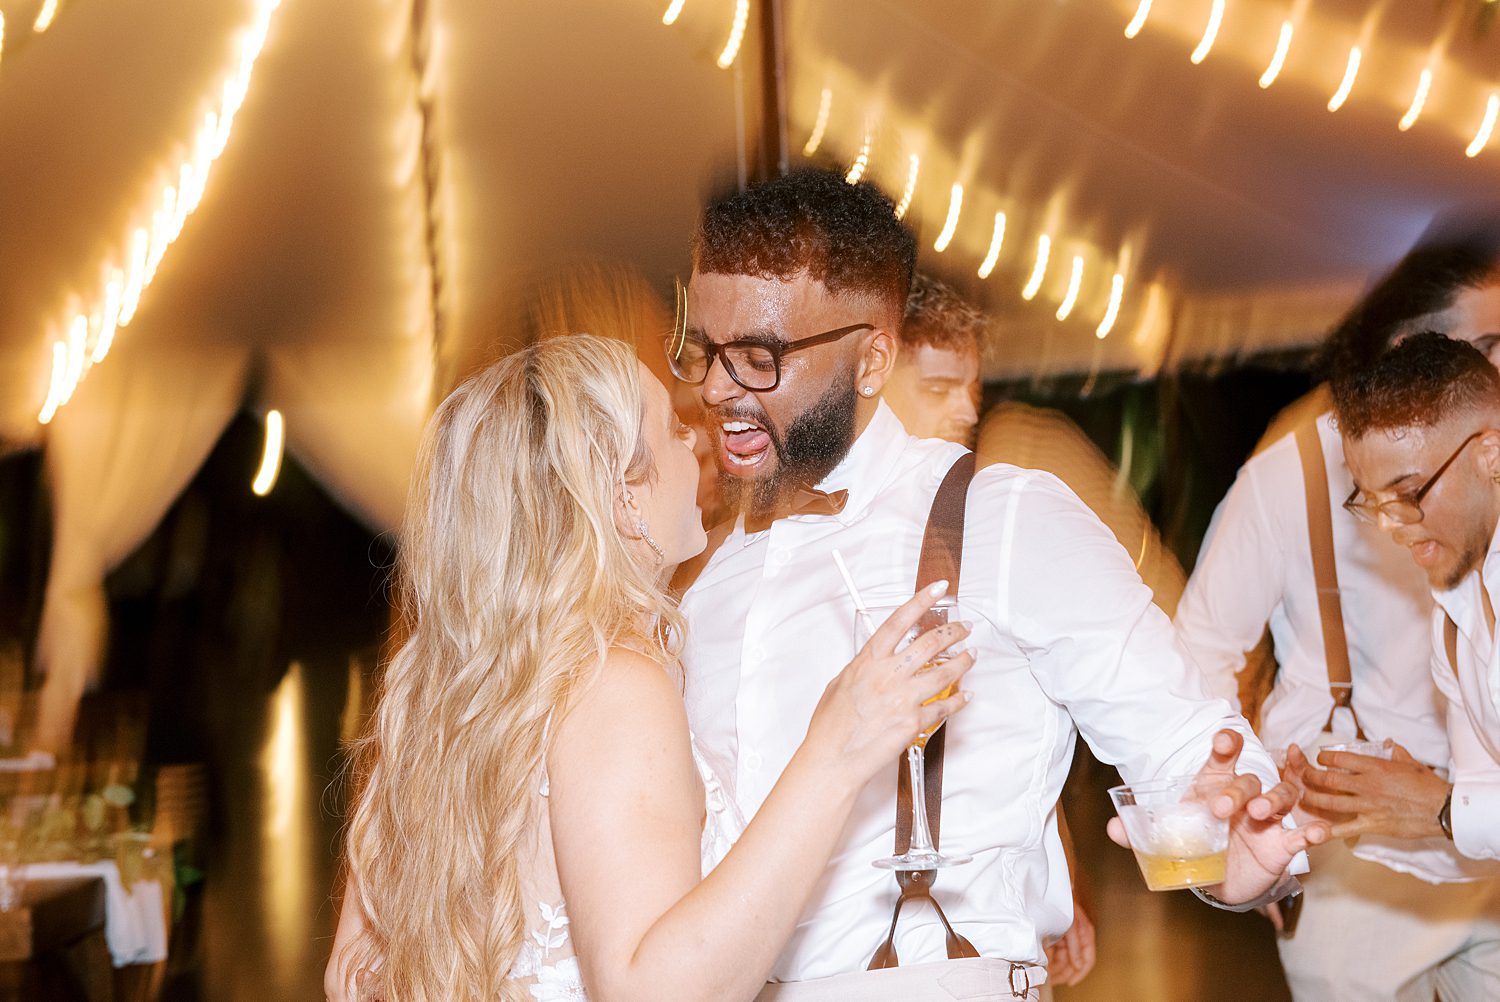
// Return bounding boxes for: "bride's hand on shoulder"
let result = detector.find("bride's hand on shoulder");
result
[805,580,975,788]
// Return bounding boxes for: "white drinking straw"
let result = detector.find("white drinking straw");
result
[831,549,876,636]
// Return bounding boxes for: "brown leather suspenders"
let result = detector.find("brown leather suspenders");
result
[1293,419,1367,740]
[867,453,981,970]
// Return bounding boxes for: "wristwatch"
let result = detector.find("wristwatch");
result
[1438,787,1455,841]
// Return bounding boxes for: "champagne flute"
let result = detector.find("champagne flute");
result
[856,598,973,871]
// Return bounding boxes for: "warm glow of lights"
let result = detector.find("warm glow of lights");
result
[1328,47,1361,112]
[33,0,59,33]
[1468,93,1500,158]
[37,342,67,425]
[894,154,920,220]
[844,133,870,184]
[1097,273,1126,339]
[716,0,749,69]
[262,662,310,980]
[1399,68,1433,132]
[1259,21,1293,89]
[933,184,963,253]
[252,410,285,496]
[64,315,87,401]
[93,271,122,363]
[803,88,832,156]
[1190,0,1224,65]
[1124,0,1152,39]
[977,212,1007,279]
[0,13,6,68]
[1056,256,1085,321]
[661,0,687,26]
[35,0,286,425]
[1022,235,1052,301]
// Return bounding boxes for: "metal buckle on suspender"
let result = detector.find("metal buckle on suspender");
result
[1008,962,1031,998]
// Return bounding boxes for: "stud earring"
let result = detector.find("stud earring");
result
[861,386,875,397]
[1492,472,1500,486]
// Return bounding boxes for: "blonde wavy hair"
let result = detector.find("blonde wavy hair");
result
[340,333,684,1001]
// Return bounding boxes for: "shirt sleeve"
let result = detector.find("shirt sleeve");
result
[1174,456,1287,710]
[1432,630,1500,860]
[992,469,1279,789]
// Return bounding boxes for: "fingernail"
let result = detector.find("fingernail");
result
[927,580,949,597]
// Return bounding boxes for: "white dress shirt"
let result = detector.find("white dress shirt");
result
[1430,522,1500,862]
[682,402,1278,981]
[1174,412,1495,882]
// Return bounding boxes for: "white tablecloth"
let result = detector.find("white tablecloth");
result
[21,859,167,966]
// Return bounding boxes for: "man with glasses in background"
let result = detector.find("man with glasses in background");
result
[1317,332,1500,995]
[1176,225,1500,1000]
[667,167,1322,1000]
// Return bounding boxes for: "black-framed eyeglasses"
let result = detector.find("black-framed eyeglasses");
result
[662,323,874,392]
[1343,430,1484,526]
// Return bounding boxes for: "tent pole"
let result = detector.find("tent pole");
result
[757,0,789,178]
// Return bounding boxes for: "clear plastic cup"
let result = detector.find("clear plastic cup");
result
[1108,775,1230,891]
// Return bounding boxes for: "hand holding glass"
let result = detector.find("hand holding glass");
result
[856,599,973,871]
[1108,776,1230,891]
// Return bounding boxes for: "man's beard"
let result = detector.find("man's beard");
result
[1440,526,1491,590]
[719,373,859,519]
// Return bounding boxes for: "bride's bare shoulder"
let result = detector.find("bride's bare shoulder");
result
[549,647,693,780]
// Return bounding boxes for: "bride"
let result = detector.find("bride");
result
[324,333,973,1002]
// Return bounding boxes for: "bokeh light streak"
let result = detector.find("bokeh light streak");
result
[1055,255,1084,321]
[1022,235,1051,301]
[33,0,60,33]
[1328,47,1361,112]
[1124,1,1152,40]
[93,272,122,363]
[661,0,687,26]
[844,132,870,184]
[1097,273,1126,339]
[802,87,832,156]
[716,0,749,69]
[1399,68,1433,131]
[37,343,68,425]
[252,410,285,496]
[977,212,1007,279]
[933,184,963,253]
[1190,0,1224,65]
[894,154,920,220]
[1467,93,1499,158]
[1259,21,1293,89]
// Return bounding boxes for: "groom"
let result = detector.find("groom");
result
[671,168,1321,999]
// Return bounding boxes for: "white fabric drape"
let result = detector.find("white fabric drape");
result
[33,341,250,751]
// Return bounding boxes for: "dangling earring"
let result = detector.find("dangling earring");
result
[636,519,665,563]
[623,489,664,563]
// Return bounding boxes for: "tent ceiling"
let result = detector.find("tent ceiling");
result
[3,0,1499,441]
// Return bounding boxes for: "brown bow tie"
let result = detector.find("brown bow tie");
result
[744,485,848,534]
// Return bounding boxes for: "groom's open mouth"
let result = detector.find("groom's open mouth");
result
[718,418,773,475]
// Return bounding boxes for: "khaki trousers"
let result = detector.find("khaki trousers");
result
[1278,837,1500,1002]
[755,959,1046,1001]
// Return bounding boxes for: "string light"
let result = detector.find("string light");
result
[1190,0,1225,65]
[1124,0,1152,40]
[1259,21,1294,89]
[0,12,6,68]
[252,410,285,496]
[933,184,963,253]
[1399,68,1433,132]
[1097,273,1126,339]
[894,154,920,219]
[977,212,1007,279]
[1328,46,1361,112]
[37,342,68,425]
[716,0,749,69]
[1467,93,1499,158]
[33,0,60,33]
[1022,235,1051,301]
[35,0,286,425]
[803,87,832,156]
[661,0,687,26]
[844,132,870,183]
[1055,256,1085,321]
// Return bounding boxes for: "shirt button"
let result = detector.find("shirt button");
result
[772,548,791,567]
[744,750,763,771]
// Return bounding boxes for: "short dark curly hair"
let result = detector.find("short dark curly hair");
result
[1320,220,1500,383]
[692,168,917,320]
[1332,331,1500,440]
[902,273,989,355]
